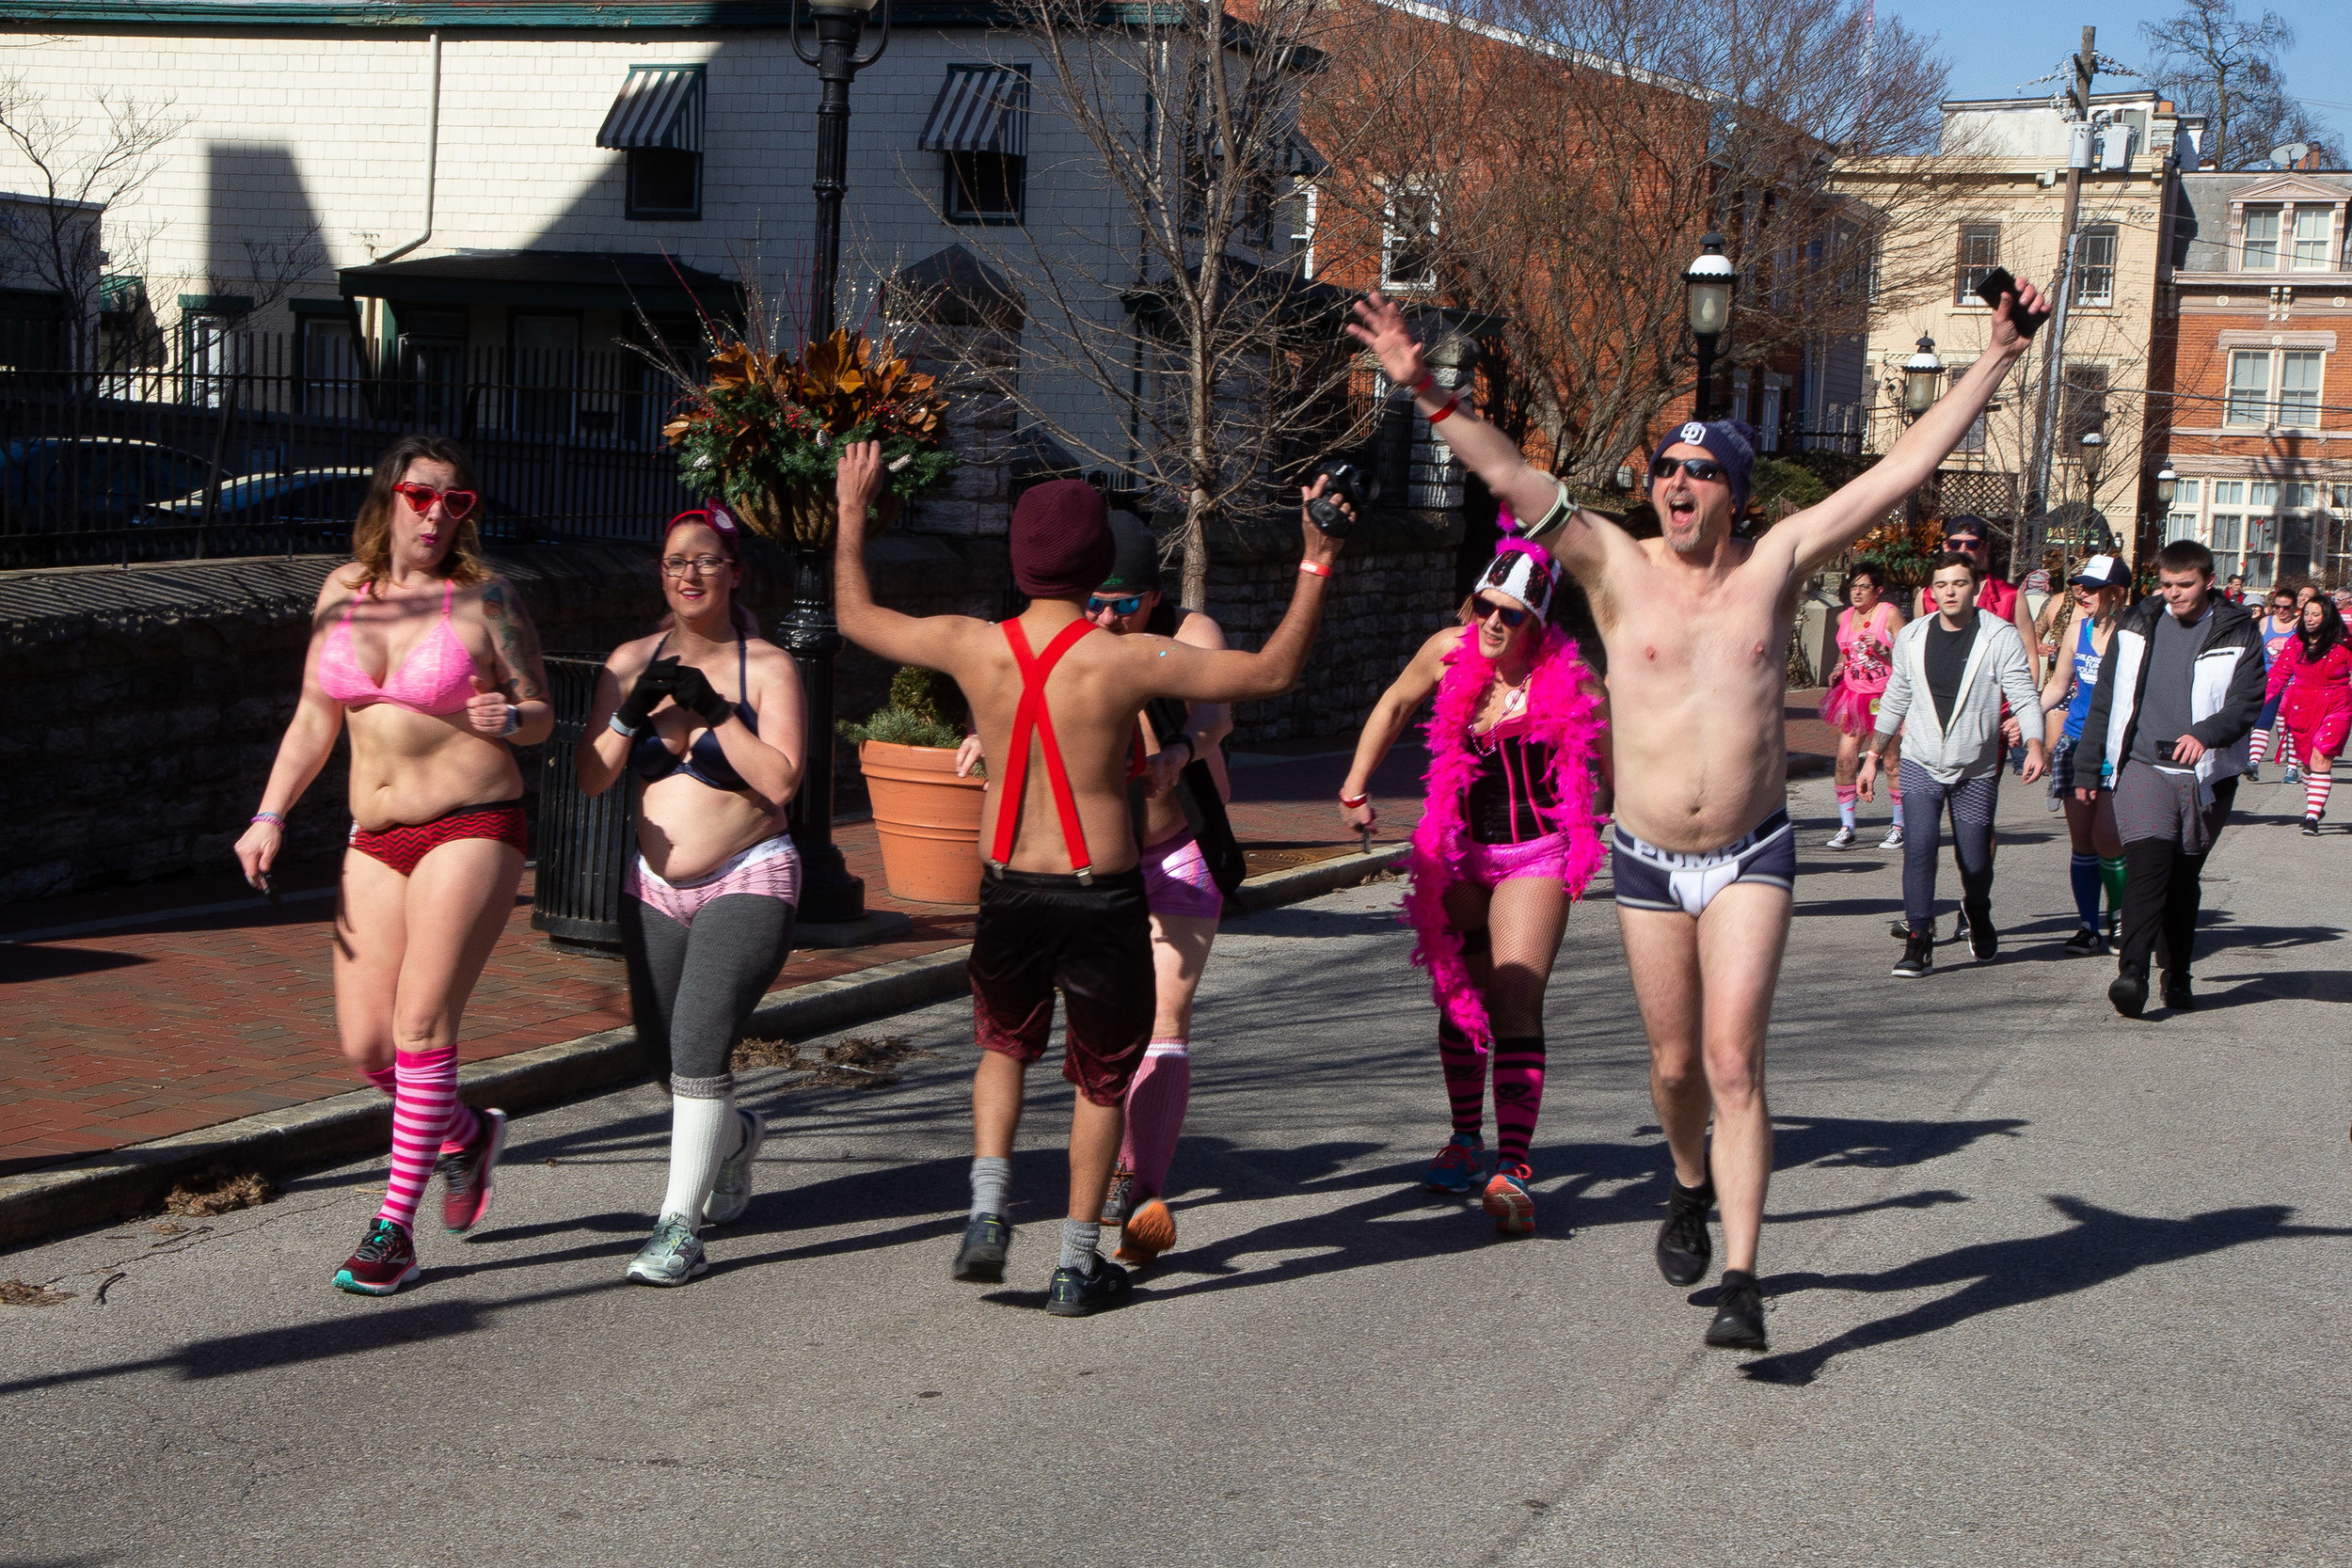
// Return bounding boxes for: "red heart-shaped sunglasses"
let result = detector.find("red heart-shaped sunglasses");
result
[392,481,479,521]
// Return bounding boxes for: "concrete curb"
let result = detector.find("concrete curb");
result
[0,845,1409,1253]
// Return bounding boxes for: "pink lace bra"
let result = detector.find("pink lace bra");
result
[318,580,479,716]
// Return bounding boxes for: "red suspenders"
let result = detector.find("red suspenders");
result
[990,619,1101,883]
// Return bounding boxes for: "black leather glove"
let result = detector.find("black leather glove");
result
[667,662,737,729]
[613,657,680,733]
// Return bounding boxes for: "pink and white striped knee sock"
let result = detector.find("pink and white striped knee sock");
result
[362,1062,476,1155]
[2307,775,2332,820]
[363,1064,397,1097]
[379,1047,477,1230]
[1118,1038,1191,1200]
[1834,784,1858,830]
[2250,727,2272,767]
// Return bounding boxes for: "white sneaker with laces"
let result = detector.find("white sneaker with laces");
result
[1879,824,1905,849]
[1824,825,1857,849]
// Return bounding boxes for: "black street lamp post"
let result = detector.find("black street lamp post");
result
[1684,231,1735,422]
[786,0,891,927]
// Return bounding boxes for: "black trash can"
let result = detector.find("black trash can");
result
[532,653,637,956]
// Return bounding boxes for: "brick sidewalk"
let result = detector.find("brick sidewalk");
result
[0,740,1428,1180]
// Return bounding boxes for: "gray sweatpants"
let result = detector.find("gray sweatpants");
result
[620,894,798,1097]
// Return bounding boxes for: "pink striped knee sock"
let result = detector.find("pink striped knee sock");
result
[1118,1038,1191,1199]
[362,1062,475,1156]
[2249,727,2271,766]
[1491,1034,1546,1165]
[2307,775,2332,819]
[380,1047,469,1230]
[1438,1019,1488,1141]
[363,1064,397,1097]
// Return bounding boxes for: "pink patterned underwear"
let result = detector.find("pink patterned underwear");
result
[625,832,802,927]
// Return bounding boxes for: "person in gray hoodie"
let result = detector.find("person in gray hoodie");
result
[1859,552,2047,977]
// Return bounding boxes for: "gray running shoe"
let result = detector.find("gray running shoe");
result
[703,1108,766,1226]
[1101,1166,1136,1227]
[626,1215,707,1287]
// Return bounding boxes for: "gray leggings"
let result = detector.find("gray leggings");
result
[620,894,798,1096]
[1899,759,1999,932]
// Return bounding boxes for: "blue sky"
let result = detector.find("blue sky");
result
[1883,0,2352,158]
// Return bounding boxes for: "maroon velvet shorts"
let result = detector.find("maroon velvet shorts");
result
[968,865,1154,1106]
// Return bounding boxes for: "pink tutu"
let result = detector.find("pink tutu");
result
[1817,679,1883,738]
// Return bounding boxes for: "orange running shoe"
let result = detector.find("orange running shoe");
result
[1483,1162,1534,1237]
[1115,1196,1176,1265]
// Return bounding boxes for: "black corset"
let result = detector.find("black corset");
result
[1464,736,1559,845]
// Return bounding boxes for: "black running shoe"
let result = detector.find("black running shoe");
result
[1046,1254,1133,1317]
[2303,816,2323,837]
[2109,963,2149,1020]
[1965,906,1997,964]
[1891,930,1932,978]
[2162,972,2196,1012]
[1655,1178,1713,1286]
[1888,918,1911,942]
[952,1213,1012,1282]
[2062,927,2107,956]
[1705,1269,1767,1350]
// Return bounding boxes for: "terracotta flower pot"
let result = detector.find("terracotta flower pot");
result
[859,739,987,904]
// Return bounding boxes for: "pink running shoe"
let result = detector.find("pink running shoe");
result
[1484,1162,1535,1237]
[437,1107,507,1234]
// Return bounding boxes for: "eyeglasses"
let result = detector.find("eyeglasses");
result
[392,482,478,520]
[660,556,732,578]
[1088,594,1145,617]
[1471,595,1529,628]
[1650,456,1727,484]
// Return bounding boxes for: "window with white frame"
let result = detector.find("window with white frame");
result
[1955,223,2000,304]
[1949,359,1985,451]
[2292,207,2332,270]
[2227,350,2272,424]
[2242,205,2280,269]
[2279,351,2324,426]
[1381,183,1438,291]
[2166,478,2202,546]
[2208,481,2244,579]
[2076,225,2118,307]
[1288,183,1318,279]
[2247,480,2280,588]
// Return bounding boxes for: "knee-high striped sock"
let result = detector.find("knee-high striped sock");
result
[380,1047,464,1231]
[1491,1035,1547,1167]
[1438,1019,1488,1142]
[1118,1038,1191,1199]
[369,1060,479,1153]
[2250,727,2272,766]
[363,1064,397,1097]
[1835,784,1858,830]
[2099,856,2128,918]
[2308,775,2333,820]
[2281,730,2298,768]
[2069,852,2102,930]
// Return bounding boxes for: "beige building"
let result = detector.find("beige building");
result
[1837,90,2205,572]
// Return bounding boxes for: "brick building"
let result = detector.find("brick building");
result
[2148,168,2352,588]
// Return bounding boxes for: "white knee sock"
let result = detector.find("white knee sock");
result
[661,1088,741,1229]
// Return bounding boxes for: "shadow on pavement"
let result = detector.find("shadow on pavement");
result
[1739,1196,2352,1386]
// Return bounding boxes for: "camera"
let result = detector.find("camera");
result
[1306,459,1378,538]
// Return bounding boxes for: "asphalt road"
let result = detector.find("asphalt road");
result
[5,771,2348,1567]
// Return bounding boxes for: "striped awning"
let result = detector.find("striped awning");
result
[596,65,706,152]
[918,66,1029,157]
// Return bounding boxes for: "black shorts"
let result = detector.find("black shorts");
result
[968,866,1155,1107]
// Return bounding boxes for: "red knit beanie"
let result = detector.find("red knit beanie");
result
[1011,480,1114,599]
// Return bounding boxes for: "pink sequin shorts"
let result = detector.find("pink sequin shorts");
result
[1458,830,1575,887]
[1139,829,1224,921]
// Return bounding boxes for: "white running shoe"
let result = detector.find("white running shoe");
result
[703,1108,766,1226]
[1879,824,1905,849]
[1824,826,1857,850]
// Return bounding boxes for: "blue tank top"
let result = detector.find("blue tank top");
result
[2063,615,2103,741]
[2262,618,2296,668]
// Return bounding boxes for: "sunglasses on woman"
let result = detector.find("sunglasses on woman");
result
[1472,595,1529,628]
[392,481,479,520]
[1088,594,1145,617]
[1650,455,1727,483]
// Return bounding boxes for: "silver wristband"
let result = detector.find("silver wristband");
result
[607,713,640,739]
[502,705,521,737]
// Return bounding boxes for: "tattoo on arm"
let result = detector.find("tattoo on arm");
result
[480,579,548,703]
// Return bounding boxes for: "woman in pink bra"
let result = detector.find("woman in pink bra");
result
[233,435,552,1298]
[577,507,805,1288]
[1820,562,1906,850]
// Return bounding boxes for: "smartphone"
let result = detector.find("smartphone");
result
[1973,266,2044,337]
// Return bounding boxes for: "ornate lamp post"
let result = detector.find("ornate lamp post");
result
[1901,335,1943,421]
[1684,232,1735,421]
[2146,464,2178,573]
[785,0,891,926]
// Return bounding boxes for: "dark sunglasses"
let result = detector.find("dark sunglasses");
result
[1944,535,1986,550]
[1472,595,1530,628]
[1650,455,1727,484]
[1088,594,1145,617]
[393,481,478,520]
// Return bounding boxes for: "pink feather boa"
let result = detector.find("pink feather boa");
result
[1402,619,1608,1045]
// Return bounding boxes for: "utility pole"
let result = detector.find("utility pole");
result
[2023,25,2096,575]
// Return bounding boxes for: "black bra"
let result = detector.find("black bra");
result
[629,633,759,793]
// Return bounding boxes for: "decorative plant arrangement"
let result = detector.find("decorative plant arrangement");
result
[1850,515,1947,586]
[839,665,972,754]
[844,665,988,905]
[658,325,959,550]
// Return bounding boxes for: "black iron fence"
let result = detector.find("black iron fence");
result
[0,327,698,569]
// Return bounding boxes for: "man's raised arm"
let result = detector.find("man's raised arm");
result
[1345,293,1612,578]
[832,442,983,671]
[1124,480,1346,705]
[1780,283,2053,576]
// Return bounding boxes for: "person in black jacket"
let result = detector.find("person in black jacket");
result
[2073,540,2267,1017]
